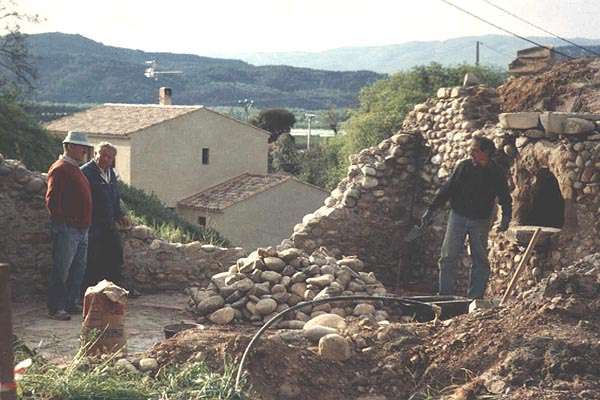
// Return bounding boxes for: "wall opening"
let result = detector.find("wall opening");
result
[522,168,565,228]
[201,148,210,165]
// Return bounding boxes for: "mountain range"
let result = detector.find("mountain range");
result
[22,33,600,108]
[222,35,600,73]
[24,33,382,109]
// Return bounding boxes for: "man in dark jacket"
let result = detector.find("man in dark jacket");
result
[81,142,130,294]
[422,136,512,299]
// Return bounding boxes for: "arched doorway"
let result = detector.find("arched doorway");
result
[522,168,565,228]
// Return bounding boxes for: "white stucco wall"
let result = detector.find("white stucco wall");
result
[47,131,132,183]
[130,109,269,207]
[87,135,132,183]
[177,179,328,250]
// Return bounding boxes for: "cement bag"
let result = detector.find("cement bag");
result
[81,280,128,355]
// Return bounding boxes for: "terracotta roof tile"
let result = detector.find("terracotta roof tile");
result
[177,173,292,211]
[44,104,203,136]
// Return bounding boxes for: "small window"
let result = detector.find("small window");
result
[202,148,209,164]
[197,216,207,227]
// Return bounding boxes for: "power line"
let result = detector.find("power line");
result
[481,0,600,58]
[438,0,575,60]
[479,42,516,59]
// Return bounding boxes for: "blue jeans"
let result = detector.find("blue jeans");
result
[47,222,89,312]
[439,211,491,299]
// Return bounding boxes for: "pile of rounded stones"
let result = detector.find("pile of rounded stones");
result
[186,246,389,328]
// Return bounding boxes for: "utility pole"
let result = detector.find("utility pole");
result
[305,113,316,151]
[475,41,480,66]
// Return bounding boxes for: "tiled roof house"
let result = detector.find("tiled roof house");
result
[45,89,327,249]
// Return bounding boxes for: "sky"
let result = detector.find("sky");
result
[16,0,600,56]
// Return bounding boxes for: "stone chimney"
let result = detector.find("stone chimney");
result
[159,87,172,105]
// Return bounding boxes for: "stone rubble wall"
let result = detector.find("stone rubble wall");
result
[290,85,501,293]
[0,153,244,298]
[400,85,503,294]
[187,246,389,327]
[486,111,600,296]
[289,83,600,299]
[290,132,427,288]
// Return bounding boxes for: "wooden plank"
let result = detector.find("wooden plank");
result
[500,227,542,306]
[0,263,16,400]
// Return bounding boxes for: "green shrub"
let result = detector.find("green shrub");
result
[0,95,62,171]
[119,182,229,246]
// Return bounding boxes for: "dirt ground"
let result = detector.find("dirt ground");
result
[12,292,191,363]
[499,58,600,113]
[143,257,600,400]
[13,260,600,400]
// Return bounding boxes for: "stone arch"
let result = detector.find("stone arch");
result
[511,141,577,231]
[520,168,564,228]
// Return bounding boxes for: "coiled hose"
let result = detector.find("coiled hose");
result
[234,294,438,391]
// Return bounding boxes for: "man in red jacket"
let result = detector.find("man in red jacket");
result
[45,131,93,320]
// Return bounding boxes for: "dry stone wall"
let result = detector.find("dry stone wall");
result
[290,132,427,288]
[290,83,600,299]
[486,111,600,296]
[0,154,243,298]
[0,155,52,297]
[290,84,502,294]
[401,85,504,294]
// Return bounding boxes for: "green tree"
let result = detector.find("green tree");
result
[321,106,348,135]
[321,63,506,187]
[0,1,39,91]
[295,138,345,189]
[0,3,61,171]
[271,132,299,173]
[250,108,296,142]
[0,93,62,170]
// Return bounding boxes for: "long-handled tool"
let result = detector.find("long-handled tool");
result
[500,227,542,306]
[405,222,427,243]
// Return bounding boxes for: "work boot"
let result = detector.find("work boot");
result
[49,310,71,321]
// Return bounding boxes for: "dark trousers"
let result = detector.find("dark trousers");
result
[438,210,491,299]
[48,222,89,312]
[82,225,124,296]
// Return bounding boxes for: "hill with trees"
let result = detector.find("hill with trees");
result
[23,33,383,109]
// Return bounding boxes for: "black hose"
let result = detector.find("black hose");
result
[234,294,438,391]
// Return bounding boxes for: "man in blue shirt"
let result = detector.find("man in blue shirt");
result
[422,137,512,299]
[81,142,130,296]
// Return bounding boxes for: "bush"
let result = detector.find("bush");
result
[0,94,62,171]
[118,182,229,246]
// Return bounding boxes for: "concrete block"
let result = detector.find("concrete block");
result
[499,112,540,129]
[564,117,595,135]
[540,112,568,134]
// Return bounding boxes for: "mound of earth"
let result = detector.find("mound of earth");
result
[140,253,600,399]
[499,58,600,113]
